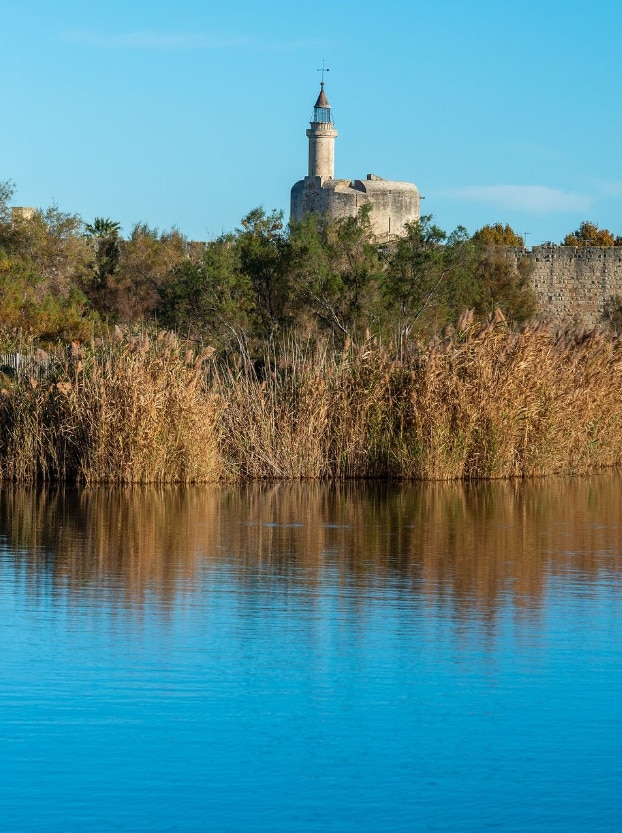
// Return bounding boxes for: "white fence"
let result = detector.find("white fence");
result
[0,352,54,379]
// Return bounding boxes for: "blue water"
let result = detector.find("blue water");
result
[1,480,621,831]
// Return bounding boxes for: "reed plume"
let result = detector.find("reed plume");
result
[1,318,622,483]
[0,328,222,484]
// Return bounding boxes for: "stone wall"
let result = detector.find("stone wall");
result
[524,246,622,326]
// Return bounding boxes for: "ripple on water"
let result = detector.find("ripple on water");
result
[1,478,622,832]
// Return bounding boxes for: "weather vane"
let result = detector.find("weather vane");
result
[317,60,330,84]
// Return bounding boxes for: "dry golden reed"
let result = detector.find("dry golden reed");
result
[0,328,222,484]
[1,318,622,483]
[216,337,390,480]
[212,319,622,481]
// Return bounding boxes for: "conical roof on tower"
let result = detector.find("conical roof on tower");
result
[314,82,330,109]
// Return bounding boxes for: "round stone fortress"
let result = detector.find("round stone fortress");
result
[290,82,420,240]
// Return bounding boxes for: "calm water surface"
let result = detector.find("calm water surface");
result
[1,477,622,832]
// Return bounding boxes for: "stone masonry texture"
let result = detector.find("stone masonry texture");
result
[522,246,622,326]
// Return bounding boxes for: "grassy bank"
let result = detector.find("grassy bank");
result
[2,319,622,484]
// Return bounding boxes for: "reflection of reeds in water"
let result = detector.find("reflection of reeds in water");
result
[1,325,622,482]
[0,487,219,605]
[2,476,621,618]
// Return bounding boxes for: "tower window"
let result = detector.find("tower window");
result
[313,106,332,123]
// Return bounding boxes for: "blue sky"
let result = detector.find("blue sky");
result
[1,0,620,244]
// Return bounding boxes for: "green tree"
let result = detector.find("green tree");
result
[387,220,537,329]
[436,226,481,323]
[112,224,190,322]
[463,225,537,324]
[158,209,291,346]
[25,207,89,287]
[84,217,121,238]
[382,215,447,335]
[472,246,536,323]
[157,234,252,345]
[290,205,382,340]
[0,179,15,224]
[0,204,94,340]
[236,208,291,340]
[84,216,122,288]
[287,213,334,335]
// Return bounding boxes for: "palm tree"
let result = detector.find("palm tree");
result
[85,217,122,284]
[85,217,121,239]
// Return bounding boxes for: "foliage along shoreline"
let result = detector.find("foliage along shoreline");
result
[1,321,622,485]
[3,179,622,484]
[4,173,622,350]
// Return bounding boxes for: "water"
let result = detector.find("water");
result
[1,478,621,832]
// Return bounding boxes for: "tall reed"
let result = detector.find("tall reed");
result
[215,337,393,479]
[217,318,622,481]
[1,319,622,483]
[391,319,622,479]
[0,329,222,484]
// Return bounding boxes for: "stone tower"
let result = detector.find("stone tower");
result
[306,81,338,179]
[291,81,421,240]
